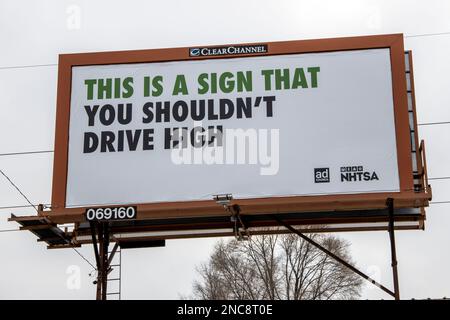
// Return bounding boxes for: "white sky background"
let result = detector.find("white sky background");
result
[0,0,450,299]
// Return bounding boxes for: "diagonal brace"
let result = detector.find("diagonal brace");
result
[271,214,396,298]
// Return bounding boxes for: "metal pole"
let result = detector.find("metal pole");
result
[90,222,112,300]
[272,214,396,298]
[387,198,400,300]
[89,222,100,269]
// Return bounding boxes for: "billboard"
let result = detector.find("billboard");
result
[49,34,430,225]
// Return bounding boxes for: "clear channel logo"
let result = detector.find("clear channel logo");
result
[189,48,201,56]
[189,45,268,57]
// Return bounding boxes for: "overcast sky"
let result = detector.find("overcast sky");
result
[1,0,450,300]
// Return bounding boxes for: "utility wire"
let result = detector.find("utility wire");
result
[418,121,450,127]
[0,63,57,70]
[0,169,96,269]
[430,200,450,205]
[0,175,449,211]
[0,120,446,160]
[1,198,450,211]
[2,199,449,233]
[0,226,96,269]
[0,150,53,157]
[0,118,446,159]
[72,248,96,270]
[0,169,38,213]
[0,30,447,71]
[405,31,450,38]
[2,199,450,232]
[0,204,49,210]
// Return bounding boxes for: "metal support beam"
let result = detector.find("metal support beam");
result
[89,222,113,300]
[89,222,100,270]
[387,198,401,300]
[271,214,396,298]
[96,223,104,300]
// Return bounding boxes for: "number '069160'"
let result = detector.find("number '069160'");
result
[86,206,137,221]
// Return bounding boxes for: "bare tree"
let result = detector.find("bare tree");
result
[192,231,363,300]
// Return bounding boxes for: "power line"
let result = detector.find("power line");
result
[73,248,96,270]
[0,63,57,70]
[418,121,450,127]
[0,204,50,210]
[1,224,96,270]
[0,31,446,71]
[0,154,447,208]
[0,174,448,211]
[0,122,437,160]
[0,169,96,269]
[0,118,445,160]
[430,201,450,205]
[0,228,96,268]
[0,229,20,233]
[405,31,450,39]
[0,204,48,211]
[1,197,449,212]
[0,169,38,213]
[0,150,53,157]
[428,177,450,181]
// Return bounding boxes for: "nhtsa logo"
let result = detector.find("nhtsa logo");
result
[340,166,379,182]
[189,45,268,57]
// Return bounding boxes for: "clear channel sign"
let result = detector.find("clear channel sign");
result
[47,34,430,229]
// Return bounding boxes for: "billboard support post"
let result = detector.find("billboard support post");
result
[387,198,401,300]
[89,222,100,267]
[272,215,397,298]
[89,221,101,300]
[90,221,111,300]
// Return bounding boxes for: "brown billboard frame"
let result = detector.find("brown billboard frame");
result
[48,33,430,224]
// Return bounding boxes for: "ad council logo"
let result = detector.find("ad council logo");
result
[314,168,330,183]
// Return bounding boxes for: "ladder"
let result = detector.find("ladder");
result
[106,246,122,300]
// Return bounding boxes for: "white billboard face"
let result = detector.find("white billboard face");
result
[66,48,399,207]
